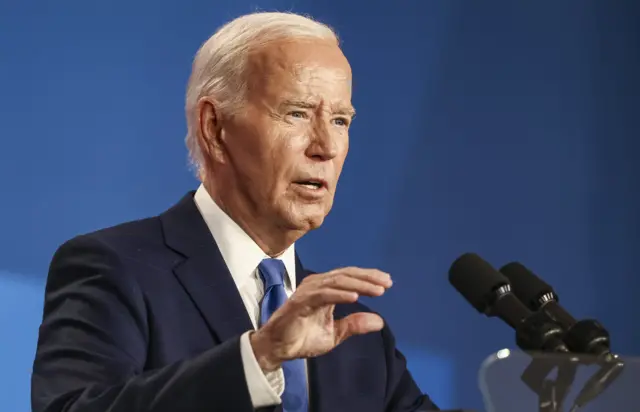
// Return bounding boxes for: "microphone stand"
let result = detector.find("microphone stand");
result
[561,320,626,411]
[520,352,625,412]
[521,355,578,412]
[569,354,625,412]
[509,309,578,412]
[516,313,625,411]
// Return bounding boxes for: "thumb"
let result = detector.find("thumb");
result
[334,312,384,345]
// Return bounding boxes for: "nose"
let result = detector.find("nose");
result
[305,118,338,161]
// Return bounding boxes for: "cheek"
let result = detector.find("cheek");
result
[240,125,288,179]
[334,134,349,173]
[273,130,308,165]
[262,135,303,195]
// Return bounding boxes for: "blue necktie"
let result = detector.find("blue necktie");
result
[258,259,308,412]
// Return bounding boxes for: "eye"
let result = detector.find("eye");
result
[333,117,350,127]
[288,111,308,119]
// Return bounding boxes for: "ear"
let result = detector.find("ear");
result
[196,97,227,166]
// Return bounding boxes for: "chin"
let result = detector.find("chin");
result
[282,205,329,232]
[281,213,324,232]
[276,198,333,232]
[303,214,326,231]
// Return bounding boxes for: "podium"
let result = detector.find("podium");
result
[478,349,639,411]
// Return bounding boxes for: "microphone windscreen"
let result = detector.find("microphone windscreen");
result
[448,253,508,313]
[500,262,556,309]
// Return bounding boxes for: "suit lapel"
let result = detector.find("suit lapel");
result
[294,253,307,286]
[161,191,254,343]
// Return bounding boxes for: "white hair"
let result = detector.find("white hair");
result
[184,11,339,173]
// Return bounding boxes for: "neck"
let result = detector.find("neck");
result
[202,181,303,257]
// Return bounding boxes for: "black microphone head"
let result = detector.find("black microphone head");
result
[448,253,509,313]
[499,262,557,310]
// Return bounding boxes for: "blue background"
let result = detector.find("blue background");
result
[1,1,639,410]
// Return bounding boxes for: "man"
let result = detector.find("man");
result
[31,11,439,412]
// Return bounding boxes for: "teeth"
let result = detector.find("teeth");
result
[299,181,321,189]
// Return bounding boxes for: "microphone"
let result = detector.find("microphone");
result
[500,262,624,411]
[448,253,568,353]
[499,262,612,358]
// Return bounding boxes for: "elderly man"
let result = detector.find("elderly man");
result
[31,11,439,412]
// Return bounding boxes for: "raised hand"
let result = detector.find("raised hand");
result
[250,267,392,372]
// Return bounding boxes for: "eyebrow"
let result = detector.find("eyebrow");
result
[280,99,356,118]
[333,105,356,118]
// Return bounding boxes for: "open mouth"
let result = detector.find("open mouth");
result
[294,179,326,190]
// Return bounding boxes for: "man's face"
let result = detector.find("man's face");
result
[208,38,353,234]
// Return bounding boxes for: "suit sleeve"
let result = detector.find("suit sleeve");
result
[382,322,440,412]
[31,235,256,412]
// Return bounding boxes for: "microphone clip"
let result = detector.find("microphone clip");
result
[514,310,569,353]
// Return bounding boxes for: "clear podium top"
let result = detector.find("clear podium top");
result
[479,349,639,412]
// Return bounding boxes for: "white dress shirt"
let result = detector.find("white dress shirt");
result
[193,184,298,408]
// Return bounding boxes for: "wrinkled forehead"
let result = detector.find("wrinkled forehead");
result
[246,39,352,105]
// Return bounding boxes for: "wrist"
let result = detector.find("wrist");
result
[249,330,282,373]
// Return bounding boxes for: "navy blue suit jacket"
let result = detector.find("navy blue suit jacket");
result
[31,192,438,412]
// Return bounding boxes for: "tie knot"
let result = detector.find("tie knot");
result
[258,258,286,289]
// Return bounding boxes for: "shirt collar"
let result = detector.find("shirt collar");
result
[193,184,297,290]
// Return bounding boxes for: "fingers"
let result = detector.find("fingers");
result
[302,267,392,296]
[319,274,388,297]
[334,313,384,344]
[324,267,393,288]
[301,288,360,309]
[289,267,392,315]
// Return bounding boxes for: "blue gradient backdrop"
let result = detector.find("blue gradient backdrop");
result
[1,1,638,410]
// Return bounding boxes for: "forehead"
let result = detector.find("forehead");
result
[246,39,352,105]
